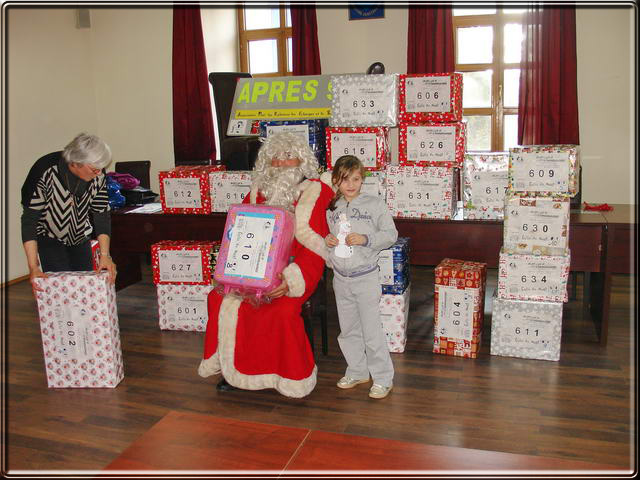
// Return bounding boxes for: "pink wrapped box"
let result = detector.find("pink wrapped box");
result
[209,171,252,213]
[398,73,463,123]
[214,204,295,299]
[398,122,466,168]
[498,248,571,303]
[157,284,213,331]
[385,165,457,219]
[34,271,124,388]
[433,259,487,359]
[159,165,226,214]
[508,145,580,197]
[503,193,570,256]
[151,240,218,285]
[325,127,390,170]
[380,284,411,353]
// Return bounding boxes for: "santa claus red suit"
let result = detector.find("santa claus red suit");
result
[198,133,334,398]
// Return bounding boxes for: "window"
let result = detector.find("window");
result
[453,8,525,151]
[238,5,292,77]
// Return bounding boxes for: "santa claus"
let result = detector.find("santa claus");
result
[198,132,334,398]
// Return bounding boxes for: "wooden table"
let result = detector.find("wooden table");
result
[111,205,635,346]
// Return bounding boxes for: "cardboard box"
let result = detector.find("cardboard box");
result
[209,171,252,213]
[34,271,124,388]
[380,284,411,353]
[490,294,563,361]
[157,284,214,331]
[498,248,570,303]
[329,74,398,127]
[325,127,390,170]
[159,165,226,214]
[378,237,410,294]
[398,73,463,123]
[385,165,457,219]
[151,240,218,285]
[503,193,570,256]
[462,152,509,220]
[508,145,580,197]
[398,122,466,168]
[433,259,487,359]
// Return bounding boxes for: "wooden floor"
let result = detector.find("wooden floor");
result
[4,263,636,474]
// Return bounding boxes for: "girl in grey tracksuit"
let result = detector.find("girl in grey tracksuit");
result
[325,156,398,398]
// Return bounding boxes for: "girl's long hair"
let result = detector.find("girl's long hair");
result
[328,155,366,211]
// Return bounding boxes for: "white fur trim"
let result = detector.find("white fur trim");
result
[294,181,329,261]
[282,262,305,298]
[198,354,221,377]
[250,184,259,204]
[320,171,335,191]
[215,294,317,398]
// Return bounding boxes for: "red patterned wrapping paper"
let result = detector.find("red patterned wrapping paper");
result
[433,259,487,359]
[325,127,390,170]
[90,239,100,271]
[151,240,218,285]
[159,165,225,214]
[379,284,411,353]
[34,271,124,388]
[398,122,466,168]
[399,73,463,123]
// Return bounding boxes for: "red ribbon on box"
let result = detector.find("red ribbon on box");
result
[583,202,614,211]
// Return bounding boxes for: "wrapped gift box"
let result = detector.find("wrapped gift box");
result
[380,284,411,353]
[157,284,214,331]
[329,74,398,127]
[385,165,457,219]
[209,171,252,213]
[490,293,563,361]
[462,152,509,220]
[498,248,570,303]
[508,145,581,197]
[398,122,466,168]
[90,239,101,271]
[259,119,328,166]
[503,193,570,256]
[34,271,124,388]
[214,204,295,299]
[433,259,487,359]
[325,127,390,170]
[362,170,386,199]
[159,165,226,214]
[151,240,218,285]
[378,237,410,294]
[398,73,463,123]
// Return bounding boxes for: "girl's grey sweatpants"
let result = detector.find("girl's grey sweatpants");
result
[333,269,394,387]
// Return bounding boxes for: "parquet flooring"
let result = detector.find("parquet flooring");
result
[3,264,636,474]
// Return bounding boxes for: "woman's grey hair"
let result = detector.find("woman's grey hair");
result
[62,133,112,169]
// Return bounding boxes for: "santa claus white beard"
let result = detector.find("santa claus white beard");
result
[253,165,304,210]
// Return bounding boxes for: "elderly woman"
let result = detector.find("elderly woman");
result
[21,132,116,290]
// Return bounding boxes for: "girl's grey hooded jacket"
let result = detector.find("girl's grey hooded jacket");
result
[326,193,398,277]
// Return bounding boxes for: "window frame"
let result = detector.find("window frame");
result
[453,9,524,151]
[237,5,293,78]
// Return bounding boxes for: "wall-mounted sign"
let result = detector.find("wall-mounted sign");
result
[349,4,384,20]
[227,75,335,136]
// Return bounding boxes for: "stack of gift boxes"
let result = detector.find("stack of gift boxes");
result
[34,271,125,388]
[377,238,411,353]
[159,165,252,214]
[491,145,580,361]
[387,73,465,219]
[151,240,220,332]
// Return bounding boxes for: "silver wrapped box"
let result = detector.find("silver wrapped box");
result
[329,74,398,127]
[462,151,509,220]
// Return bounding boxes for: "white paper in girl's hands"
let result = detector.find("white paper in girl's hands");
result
[335,213,353,258]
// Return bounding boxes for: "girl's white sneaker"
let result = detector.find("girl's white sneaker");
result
[368,383,392,399]
[337,376,369,389]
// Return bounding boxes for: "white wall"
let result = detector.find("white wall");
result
[3,6,635,281]
[6,8,98,282]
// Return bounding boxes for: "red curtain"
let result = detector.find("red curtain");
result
[172,6,216,165]
[518,7,579,145]
[407,6,455,74]
[291,5,321,75]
